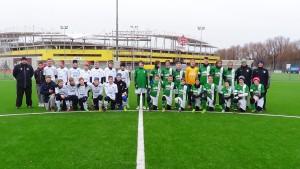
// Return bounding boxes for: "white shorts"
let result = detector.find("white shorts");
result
[195,97,201,107]
[253,96,264,108]
[224,98,232,108]
[150,95,159,106]
[207,97,215,108]
[238,98,247,111]
[135,88,147,94]
[162,95,173,106]
[175,97,186,109]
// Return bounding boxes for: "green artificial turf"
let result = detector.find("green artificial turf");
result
[144,112,300,169]
[0,73,300,169]
[0,112,138,169]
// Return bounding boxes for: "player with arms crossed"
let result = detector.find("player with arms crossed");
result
[55,79,68,112]
[220,80,234,112]
[104,76,118,111]
[191,79,203,112]
[250,77,265,113]
[233,76,249,112]
[149,75,161,111]
[202,75,216,113]
[161,75,175,112]
[66,77,78,111]
[174,79,188,112]
[90,77,104,111]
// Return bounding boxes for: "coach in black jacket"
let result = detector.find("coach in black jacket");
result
[235,59,252,88]
[13,57,34,108]
[252,61,270,109]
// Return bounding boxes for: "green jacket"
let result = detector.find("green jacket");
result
[134,67,148,88]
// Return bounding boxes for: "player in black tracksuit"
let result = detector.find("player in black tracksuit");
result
[252,61,270,110]
[235,60,252,88]
[13,57,34,108]
[115,73,128,110]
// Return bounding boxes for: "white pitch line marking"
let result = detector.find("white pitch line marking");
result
[0,110,137,117]
[136,93,146,169]
[0,109,299,120]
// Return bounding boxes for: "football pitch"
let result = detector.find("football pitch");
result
[0,73,300,169]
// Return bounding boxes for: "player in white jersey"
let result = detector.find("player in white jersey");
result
[77,77,90,111]
[89,77,104,111]
[68,60,82,84]
[104,76,118,110]
[66,77,79,111]
[56,60,69,84]
[90,61,104,83]
[117,63,131,108]
[104,61,117,82]
[117,63,131,88]
[55,79,68,112]
[80,63,92,83]
[43,59,57,81]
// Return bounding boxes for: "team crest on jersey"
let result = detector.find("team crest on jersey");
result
[20,68,23,71]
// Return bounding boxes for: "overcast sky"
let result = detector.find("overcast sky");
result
[1,0,299,48]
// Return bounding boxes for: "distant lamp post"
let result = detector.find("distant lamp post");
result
[60,26,69,56]
[197,26,205,54]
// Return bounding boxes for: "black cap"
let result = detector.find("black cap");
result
[120,63,125,67]
[21,57,27,61]
[258,60,264,65]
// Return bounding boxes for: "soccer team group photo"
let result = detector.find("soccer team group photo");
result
[1,0,300,168]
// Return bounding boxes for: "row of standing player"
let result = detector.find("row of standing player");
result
[134,59,267,113]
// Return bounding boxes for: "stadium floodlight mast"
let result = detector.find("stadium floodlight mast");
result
[60,26,69,57]
[197,26,205,54]
[115,0,119,62]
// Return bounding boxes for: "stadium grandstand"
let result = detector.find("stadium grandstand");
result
[0,31,219,70]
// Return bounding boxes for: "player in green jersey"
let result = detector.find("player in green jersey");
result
[149,60,162,83]
[199,57,212,85]
[220,80,233,112]
[202,75,216,113]
[149,75,161,111]
[161,60,174,82]
[250,77,265,113]
[173,61,185,97]
[191,79,203,112]
[211,60,225,107]
[161,75,175,112]
[174,78,188,112]
[134,61,148,110]
[233,76,249,112]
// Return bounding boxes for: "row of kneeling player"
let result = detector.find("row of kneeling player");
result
[40,73,128,112]
[145,74,265,113]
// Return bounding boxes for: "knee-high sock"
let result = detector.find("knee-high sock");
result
[83,102,88,110]
[99,100,103,109]
[55,101,61,110]
[137,95,140,107]
[142,94,146,106]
